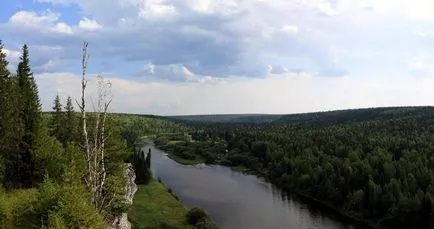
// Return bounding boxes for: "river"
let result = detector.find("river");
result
[142,144,369,229]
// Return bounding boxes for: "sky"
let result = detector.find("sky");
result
[1,0,434,115]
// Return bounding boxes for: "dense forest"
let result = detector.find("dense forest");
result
[3,38,434,229]
[158,107,434,229]
[0,41,217,229]
[0,40,137,228]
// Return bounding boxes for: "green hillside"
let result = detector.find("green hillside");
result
[273,106,434,126]
[157,106,434,229]
[168,114,283,123]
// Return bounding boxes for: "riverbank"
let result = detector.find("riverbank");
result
[128,179,189,229]
[153,144,381,229]
[167,153,204,165]
[293,191,381,229]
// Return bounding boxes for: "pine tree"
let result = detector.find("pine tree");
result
[64,96,77,143]
[16,44,42,187]
[50,94,64,142]
[0,41,24,188]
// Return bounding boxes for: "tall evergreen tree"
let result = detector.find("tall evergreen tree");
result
[0,41,24,188]
[50,94,64,142]
[64,96,77,143]
[0,40,10,184]
[16,44,42,187]
[0,40,10,144]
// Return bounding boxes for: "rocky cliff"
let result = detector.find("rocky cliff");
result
[112,163,138,229]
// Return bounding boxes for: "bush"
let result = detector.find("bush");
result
[35,135,66,183]
[0,188,38,228]
[186,207,208,225]
[195,219,219,229]
[147,221,183,229]
[36,179,105,229]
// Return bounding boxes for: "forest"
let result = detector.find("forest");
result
[2,38,434,229]
[159,107,434,229]
[0,41,217,229]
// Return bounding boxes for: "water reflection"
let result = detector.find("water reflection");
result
[143,144,367,229]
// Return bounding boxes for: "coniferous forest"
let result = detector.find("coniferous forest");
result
[160,108,434,229]
[0,40,218,229]
[3,39,434,229]
[0,40,134,228]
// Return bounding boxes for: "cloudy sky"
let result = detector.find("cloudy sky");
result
[1,0,434,115]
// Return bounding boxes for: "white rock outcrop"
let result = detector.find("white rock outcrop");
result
[112,163,138,229]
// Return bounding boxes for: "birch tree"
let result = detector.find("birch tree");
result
[78,41,114,216]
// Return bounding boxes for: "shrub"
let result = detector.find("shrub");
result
[186,207,208,225]
[0,188,38,228]
[195,219,219,229]
[36,179,105,229]
[34,136,66,183]
[147,221,183,229]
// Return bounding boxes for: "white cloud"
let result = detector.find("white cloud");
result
[34,71,434,115]
[3,48,20,59]
[138,0,178,19]
[54,22,73,34]
[359,0,434,21]
[4,0,434,114]
[3,48,21,72]
[7,10,73,34]
[78,18,103,31]
[408,55,434,77]
[8,10,59,27]
[186,0,239,15]
[281,25,299,34]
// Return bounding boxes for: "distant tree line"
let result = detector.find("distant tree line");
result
[162,108,434,229]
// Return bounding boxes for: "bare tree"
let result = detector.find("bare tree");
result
[77,41,114,216]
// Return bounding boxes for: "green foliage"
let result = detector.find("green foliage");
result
[63,96,78,144]
[173,106,434,228]
[0,41,25,189]
[170,114,282,124]
[62,143,86,185]
[36,179,105,229]
[104,164,130,220]
[0,42,132,228]
[15,44,43,187]
[133,150,152,185]
[194,219,219,229]
[50,95,64,143]
[186,208,208,225]
[0,188,38,228]
[129,180,189,229]
[34,135,66,183]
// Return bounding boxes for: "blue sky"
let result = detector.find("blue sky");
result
[1,0,434,115]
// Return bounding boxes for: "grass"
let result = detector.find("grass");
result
[129,179,189,229]
[168,140,183,145]
[166,153,204,165]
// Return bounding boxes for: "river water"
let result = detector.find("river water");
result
[143,144,368,229]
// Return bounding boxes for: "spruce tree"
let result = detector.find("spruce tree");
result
[51,94,64,142]
[64,96,77,143]
[16,44,42,187]
[0,40,10,184]
[0,41,24,188]
[0,40,10,144]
